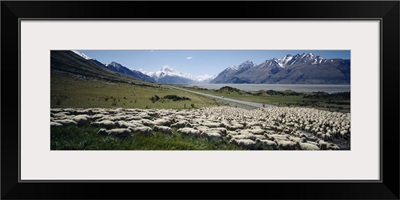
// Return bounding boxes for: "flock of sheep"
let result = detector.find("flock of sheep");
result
[51,106,350,150]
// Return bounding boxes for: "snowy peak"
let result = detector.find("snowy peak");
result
[272,53,326,68]
[160,65,174,73]
[72,50,91,60]
[107,61,124,69]
[143,65,215,84]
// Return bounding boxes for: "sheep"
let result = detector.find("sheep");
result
[141,119,155,126]
[227,131,239,136]
[251,135,266,140]
[238,129,254,136]
[91,120,116,129]
[201,122,221,128]
[153,125,173,134]
[171,120,189,128]
[130,126,154,136]
[256,139,278,150]
[298,142,320,150]
[340,130,350,139]
[209,128,227,136]
[72,115,90,126]
[276,140,297,150]
[116,121,138,128]
[153,119,171,126]
[201,131,222,140]
[265,134,289,141]
[54,119,78,127]
[229,139,256,149]
[288,136,304,143]
[318,140,330,150]
[177,128,201,136]
[250,128,265,135]
[230,134,253,140]
[138,113,151,119]
[50,121,63,127]
[90,114,104,120]
[226,123,244,130]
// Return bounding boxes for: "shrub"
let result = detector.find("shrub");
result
[163,95,191,101]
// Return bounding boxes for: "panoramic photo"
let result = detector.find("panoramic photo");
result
[51,50,350,150]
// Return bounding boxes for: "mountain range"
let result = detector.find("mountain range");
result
[53,51,350,85]
[211,53,350,84]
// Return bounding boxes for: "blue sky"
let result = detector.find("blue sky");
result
[79,50,350,76]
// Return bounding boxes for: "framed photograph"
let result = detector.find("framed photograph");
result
[2,1,399,199]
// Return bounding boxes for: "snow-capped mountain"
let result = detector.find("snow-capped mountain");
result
[71,50,91,60]
[211,53,350,84]
[140,66,215,84]
[272,53,326,68]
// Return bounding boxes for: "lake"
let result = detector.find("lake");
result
[183,84,350,94]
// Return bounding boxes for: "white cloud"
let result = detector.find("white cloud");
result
[186,56,192,60]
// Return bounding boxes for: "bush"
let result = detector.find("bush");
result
[163,95,191,101]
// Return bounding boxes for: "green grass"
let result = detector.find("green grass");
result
[51,73,220,109]
[182,86,350,113]
[51,126,246,150]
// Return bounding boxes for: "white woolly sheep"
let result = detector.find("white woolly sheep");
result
[153,119,171,126]
[251,135,266,140]
[171,120,189,128]
[130,126,154,136]
[50,122,63,127]
[91,120,116,129]
[201,122,221,128]
[72,115,90,126]
[201,131,222,140]
[265,134,289,141]
[276,140,297,150]
[177,128,201,136]
[298,142,320,150]
[318,140,329,150]
[209,128,227,135]
[141,119,155,126]
[229,139,256,149]
[54,119,78,127]
[116,121,138,128]
[250,128,265,135]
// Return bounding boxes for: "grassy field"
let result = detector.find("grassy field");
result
[181,86,350,113]
[51,126,248,150]
[51,72,224,109]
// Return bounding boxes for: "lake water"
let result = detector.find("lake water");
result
[183,84,350,94]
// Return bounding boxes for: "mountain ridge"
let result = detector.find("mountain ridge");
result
[211,53,350,84]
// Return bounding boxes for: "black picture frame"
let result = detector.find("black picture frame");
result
[2,1,399,199]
